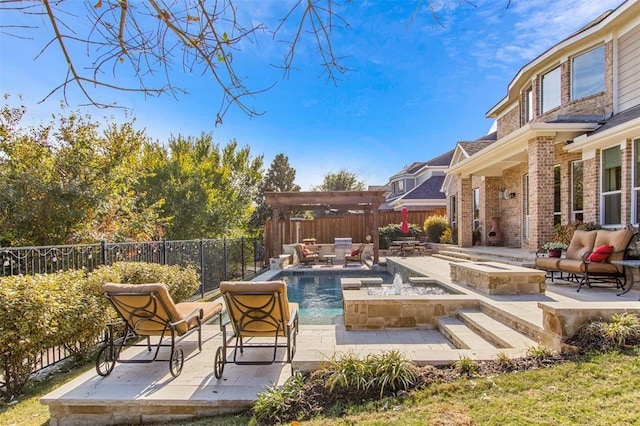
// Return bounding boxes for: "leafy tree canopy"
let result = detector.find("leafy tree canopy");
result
[312,169,365,191]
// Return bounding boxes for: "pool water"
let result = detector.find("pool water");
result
[276,271,393,325]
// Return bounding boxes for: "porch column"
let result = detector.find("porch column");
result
[458,176,473,247]
[528,136,555,251]
[284,209,292,245]
[271,206,280,256]
[373,206,380,263]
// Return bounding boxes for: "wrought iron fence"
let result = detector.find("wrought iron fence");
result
[0,237,267,297]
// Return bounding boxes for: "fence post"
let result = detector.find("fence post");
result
[100,240,107,266]
[241,237,245,279]
[162,239,168,265]
[223,238,228,281]
[199,238,205,298]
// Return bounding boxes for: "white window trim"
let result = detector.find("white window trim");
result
[633,139,640,225]
[600,146,622,227]
[571,160,584,222]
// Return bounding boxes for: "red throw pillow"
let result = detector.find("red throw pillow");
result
[302,248,312,256]
[350,249,359,256]
[587,244,614,262]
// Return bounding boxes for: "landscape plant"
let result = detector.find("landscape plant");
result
[423,215,451,243]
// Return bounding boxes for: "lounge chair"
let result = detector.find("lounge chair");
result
[294,243,319,265]
[345,243,366,265]
[96,283,223,378]
[214,280,299,378]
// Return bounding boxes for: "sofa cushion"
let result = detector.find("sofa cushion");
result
[565,230,597,261]
[535,257,562,270]
[587,244,613,262]
[556,259,587,273]
[592,228,635,263]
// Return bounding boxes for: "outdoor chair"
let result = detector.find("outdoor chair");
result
[214,280,299,378]
[96,283,223,378]
[294,243,319,265]
[345,243,366,265]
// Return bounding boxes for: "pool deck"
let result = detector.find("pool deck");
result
[41,255,640,425]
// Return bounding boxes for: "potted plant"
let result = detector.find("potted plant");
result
[542,242,568,258]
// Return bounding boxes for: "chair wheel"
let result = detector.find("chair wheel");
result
[95,344,116,377]
[214,346,225,379]
[170,346,184,377]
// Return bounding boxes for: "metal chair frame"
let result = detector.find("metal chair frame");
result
[214,290,298,378]
[96,290,219,378]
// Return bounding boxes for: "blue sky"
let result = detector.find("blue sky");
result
[0,0,624,190]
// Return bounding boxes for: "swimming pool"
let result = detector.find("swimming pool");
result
[273,270,394,325]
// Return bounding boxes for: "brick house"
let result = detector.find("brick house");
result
[443,0,640,250]
[383,150,454,212]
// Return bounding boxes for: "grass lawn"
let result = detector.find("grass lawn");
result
[2,349,639,425]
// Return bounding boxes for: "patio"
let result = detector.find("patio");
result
[41,253,640,425]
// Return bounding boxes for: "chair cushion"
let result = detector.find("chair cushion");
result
[535,257,561,270]
[565,230,597,261]
[587,244,614,262]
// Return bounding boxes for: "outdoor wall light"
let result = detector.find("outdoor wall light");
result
[499,189,509,199]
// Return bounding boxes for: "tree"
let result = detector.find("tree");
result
[1,0,350,124]
[0,100,159,245]
[312,169,365,191]
[248,153,300,236]
[139,134,264,239]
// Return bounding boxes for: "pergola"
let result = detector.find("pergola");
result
[265,190,387,264]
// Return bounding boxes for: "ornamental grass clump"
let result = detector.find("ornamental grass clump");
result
[569,313,640,352]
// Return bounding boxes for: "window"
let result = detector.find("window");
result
[525,86,534,122]
[541,67,561,113]
[572,45,605,100]
[450,195,457,230]
[633,139,640,224]
[571,161,584,222]
[473,188,480,230]
[394,180,404,194]
[601,146,622,225]
[554,165,561,226]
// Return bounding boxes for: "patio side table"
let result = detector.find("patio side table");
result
[322,254,336,266]
[611,259,640,300]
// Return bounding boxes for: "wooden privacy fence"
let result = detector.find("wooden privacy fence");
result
[265,209,445,258]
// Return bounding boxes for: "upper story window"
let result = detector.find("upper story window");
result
[394,180,404,194]
[572,45,605,100]
[541,67,561,113]
[525,86,534,123]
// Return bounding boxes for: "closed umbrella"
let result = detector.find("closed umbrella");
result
[401,207,409,234]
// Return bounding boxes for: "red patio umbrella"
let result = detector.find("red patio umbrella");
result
[401,207,409,234]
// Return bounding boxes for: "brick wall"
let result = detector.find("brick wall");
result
[501,164,527,247]
[497,105,520,139]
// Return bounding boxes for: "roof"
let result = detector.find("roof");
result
[425,150,454,167]
[401,175,446,200]
[457,131,498,157]
[589,104,640,136]
[404,162,427,174]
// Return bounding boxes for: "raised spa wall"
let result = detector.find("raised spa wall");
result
[341,273,478,330]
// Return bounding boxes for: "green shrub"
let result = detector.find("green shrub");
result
[423,215,450,243]
[253,373,306,424]
[88,262,200,303]
[553,221,602,246]
[0,271,107,400]
[440,227,454,244]
[378,223,421,249]
[367,350,419,397]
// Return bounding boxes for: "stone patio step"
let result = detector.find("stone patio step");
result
[457,309,538,350]
[436,316,497,350]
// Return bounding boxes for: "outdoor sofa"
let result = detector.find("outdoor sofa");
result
[535,228,637,292]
